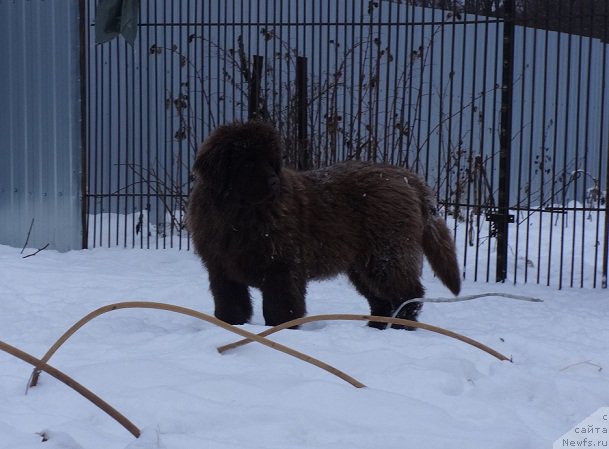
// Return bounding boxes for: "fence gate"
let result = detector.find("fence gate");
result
[82,0,609,289]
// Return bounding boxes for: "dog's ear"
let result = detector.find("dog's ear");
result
[244,120,283,171]
[192,141,232,203]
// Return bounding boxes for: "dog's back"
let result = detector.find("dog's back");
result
[298,161,460,295]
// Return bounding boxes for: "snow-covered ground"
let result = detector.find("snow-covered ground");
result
[1,234,608,448]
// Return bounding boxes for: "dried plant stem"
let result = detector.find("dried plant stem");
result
[392,292,543,319]
[22,243,50,259]
[20,218,35,254]
[216,314,511,362]
[405,292,542,304]
[28,302,365,390]
[559,360,603,372]
[0,339,141,438]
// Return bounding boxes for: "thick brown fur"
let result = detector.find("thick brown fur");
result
[187,121,461,329]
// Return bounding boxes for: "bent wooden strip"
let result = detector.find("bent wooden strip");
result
[0,339,141,438]
[217,314,511,362]
[28,302,365,389]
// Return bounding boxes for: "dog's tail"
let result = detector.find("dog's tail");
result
[422,214,461,295]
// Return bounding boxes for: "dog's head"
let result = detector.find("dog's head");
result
[192,121,283,208]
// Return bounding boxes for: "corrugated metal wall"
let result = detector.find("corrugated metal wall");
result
[0,0,82,252]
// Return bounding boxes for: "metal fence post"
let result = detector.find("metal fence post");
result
[603,140,609,288]
[296,56,310,170]
[248,55,264,119]
[495,0,515,283]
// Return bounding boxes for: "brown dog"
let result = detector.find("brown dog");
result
[187,121,460,329]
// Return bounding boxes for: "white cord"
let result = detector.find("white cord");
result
[391,292,543,319]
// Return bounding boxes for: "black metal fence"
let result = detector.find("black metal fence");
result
[82,0,609,289]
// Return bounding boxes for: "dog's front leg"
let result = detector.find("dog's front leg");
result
[208,268,253,325]
[261,263,306,327]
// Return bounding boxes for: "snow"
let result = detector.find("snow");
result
[1,235,608,448]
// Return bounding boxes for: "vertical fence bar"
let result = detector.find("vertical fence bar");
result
[547,0,562,286]
[463,1,481,284]
[335,2,342,161]
[388,2,400,166]
[138,0,146,249]
[275,0,282,130]
[325,0,332,166]
[524,21,540,285]
[178,0,186,250]
[537,2,550,285]
[129,30,136,248]
[422,8,434,176]
[602,3,609,289]
[371,1,381,162]
[105,39,112,247]
[94,0,102,248]
[601,130,609,288]
[321,0,328,167]
[405,0,416,168]
[296,56,309,170]
[488,2,502,282]
[347,1,356,162]
[122,40,129,248]
[512,24,526,284]
[355,0,364,161]
[588,0,600,288]
[472,6,487,282]
[217,1,223,129]
[165,1,173,249]
[580,10,594,287]
[114,38,120,247]
[559,1,573,289]
[495,0,515,283]
[455,5,468,225]
[569,0,582,288]
[79,0,88,249]
[445,7,456,221]
[207,0,213,128]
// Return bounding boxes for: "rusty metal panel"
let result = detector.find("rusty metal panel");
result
[0,0,82,251]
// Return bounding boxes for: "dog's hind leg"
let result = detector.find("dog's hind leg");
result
[261,263,307,327]
[348,269,393,330]
[208,268,253,325]
[349,254,425,330]
[381,268,425,330]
